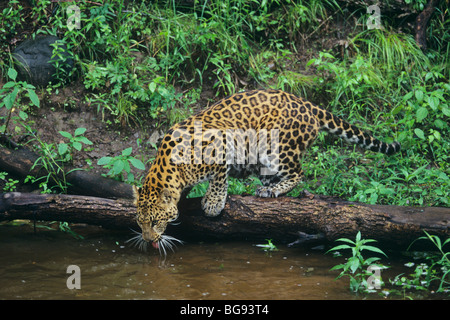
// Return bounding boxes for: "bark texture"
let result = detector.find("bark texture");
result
[1,192,448,246]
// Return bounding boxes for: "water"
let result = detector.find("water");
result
[0,221,442,300]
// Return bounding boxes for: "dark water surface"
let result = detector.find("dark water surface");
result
[0,222,442,300]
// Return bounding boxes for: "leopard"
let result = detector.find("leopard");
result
[133,89,400,253]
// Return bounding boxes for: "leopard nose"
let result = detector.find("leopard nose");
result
[140,224,158,242]
[142,230,152,242]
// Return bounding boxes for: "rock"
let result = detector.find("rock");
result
[12,35,74,87]
[147,130,164,147]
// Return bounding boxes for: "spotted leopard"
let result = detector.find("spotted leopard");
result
[134,89,400,251]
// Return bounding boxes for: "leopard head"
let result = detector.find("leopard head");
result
[134,185,180,250]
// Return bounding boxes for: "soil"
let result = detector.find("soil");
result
[4,80,159,179]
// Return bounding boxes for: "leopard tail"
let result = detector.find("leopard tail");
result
[314,107,400,155]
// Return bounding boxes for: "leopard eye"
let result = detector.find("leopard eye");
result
[152,220,159,227]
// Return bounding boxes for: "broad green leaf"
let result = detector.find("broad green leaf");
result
[442,106,450,117]
[129,158,145,170]
[78,137,93,145]
[7,68,17,80]
[123,160,131,173]
[348,257,360,274]
[59,131,73,139]
[73,141,82,151]
[416,107,428,122]
[58,143,68,155]
[402,91,414,101]
[415,89,423,102]
[97,156,112,166]
[122,147,133,156]
[427,96,439,111]
[434,119,446,129]
[414,128,425,140]
[112,160,125,175]
[19,110,28,120]
[380,188,395,195]
[74,127,87,136]
[127,172,135,183]
[5,87,19,109]
[149,82,157,93]
[27,89,40,107]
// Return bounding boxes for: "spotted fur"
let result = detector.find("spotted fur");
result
[135,89,400,246]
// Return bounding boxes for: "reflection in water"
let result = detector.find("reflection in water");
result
[0,222,420,300]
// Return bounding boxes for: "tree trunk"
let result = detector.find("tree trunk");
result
[414,0,440,51]
[0,144,134,199]
[1,192,448,246]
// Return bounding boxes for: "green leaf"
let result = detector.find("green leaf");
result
[7,68,17,81]
[77,137,93,145]
[416,107,428,122]
[335,238,356,245]
[434,119,446,129]
[59,131,73,139]
[427,96,439,111]
[19,110,28,120]
[123,160,131,173]
[27,89,40,107]
[122,147,132,156]
[149,82,157,93]
[329,264,345,272]
[129,157,145,170]
[126,172,135,183]
[402,91,414,101]
[328,244,352,252]
[348,257,360,274]
[5,87,19,109]
[72,141,82,151]
[414,128,425,140]
[442,106,450,117]
[355,231,361,242]
[58,143,68,156]
[415,89,424,103]
[97,157,112,166]
[112,160,125,175]
[361,245,387,257]
[74,127,87,136]
[364,257,382,265]
[380,187,395,195]
[391,104,403,115]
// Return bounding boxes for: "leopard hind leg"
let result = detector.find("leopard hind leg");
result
[256,163,303,198]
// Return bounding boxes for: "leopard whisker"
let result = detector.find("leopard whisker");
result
[126,229,148,252]
[158,234,184,257]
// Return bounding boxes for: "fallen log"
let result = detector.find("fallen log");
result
[0,144,134,199]
[0,192,448,246]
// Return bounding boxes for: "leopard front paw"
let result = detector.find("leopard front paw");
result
[201,196,226,217]
[255,186,280,198]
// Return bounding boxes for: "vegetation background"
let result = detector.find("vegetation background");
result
[0,0,449,207]
[0,0,449,297]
